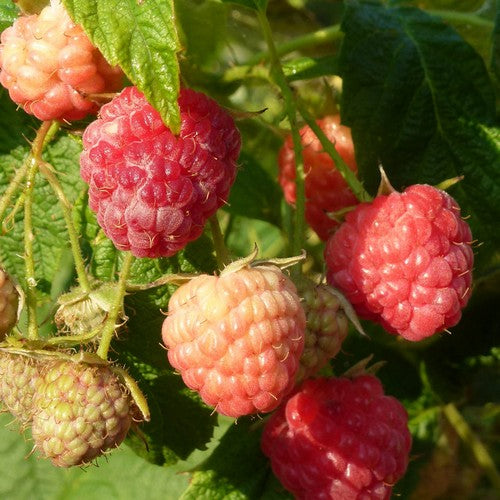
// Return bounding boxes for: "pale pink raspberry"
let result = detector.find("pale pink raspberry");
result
[0,0,122,121]
[162,264,306,417]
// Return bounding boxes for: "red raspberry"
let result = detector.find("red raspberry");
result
[261,375,412,499]
[161,264,306,417]
[325,184,473,341]
[80,86,241,258]
[278,115,359,240]
[0,0,122,121]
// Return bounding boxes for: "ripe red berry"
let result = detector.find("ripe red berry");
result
[0,0,123,121]
[278,115,358,240]
[161,264,306,417]
[80,86,241,258]
[261,375,412,499]
[325,184,473,341]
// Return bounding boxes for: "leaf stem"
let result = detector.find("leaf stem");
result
[24,121,54,340]
[96,252,134,360]
[297,102,372,203]
[246,24,342,65]
[256,7,306,275]
[38,160,91,293]
[443,402,500,490]
[209,214,231,269]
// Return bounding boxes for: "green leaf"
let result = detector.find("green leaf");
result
[175,0,228,68]
[0,414,189,500]
[339,2,500,272]
[0,0,17,32]
[63,0,181,133]
[181,420,270,500]
[0,135,85,296]
[493,6,500,89]
[225,152,281,226]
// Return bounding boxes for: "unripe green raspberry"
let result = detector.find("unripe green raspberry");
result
[0,351,40,426]
[32,360,134,467]
[0,268,19,340]
[296,281,349,382]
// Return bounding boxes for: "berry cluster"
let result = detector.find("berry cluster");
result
[0,1,477,495]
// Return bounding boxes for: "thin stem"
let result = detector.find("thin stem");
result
[24,121,54,340]
[246,24,342,66]
[297,102,372,203]
[256,7,306,276]
[209,214,231,269]
[427,9,494,29]
[0,162,28,225]
[96,252,134,360]
[38,161,91,293]
[443,403,500,490]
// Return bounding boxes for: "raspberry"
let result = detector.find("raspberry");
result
[0,352,40,426]
[161,264,306,417]
[80,86,241,258]
[261,375,412,499]
[296,281,349,382]
[0,0,123,121]
[32,360,134,467]
[325,184,474,341]
[0,268,19,340]
[278,115,359,240]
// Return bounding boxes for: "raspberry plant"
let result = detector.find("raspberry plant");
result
[0,0,498,498]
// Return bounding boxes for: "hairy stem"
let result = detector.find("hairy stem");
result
[96,252,134,360]
[38,161,91,293]
[24,121,54,340]
[256,7,306,275]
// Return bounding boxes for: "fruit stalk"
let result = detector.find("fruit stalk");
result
[38,160,91,293]
[96,252,135,360]
[256,7,306,271]
[209,214,231,269]
[24,120,54,339]
[245,24,343,65]
[297,103,371,203]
